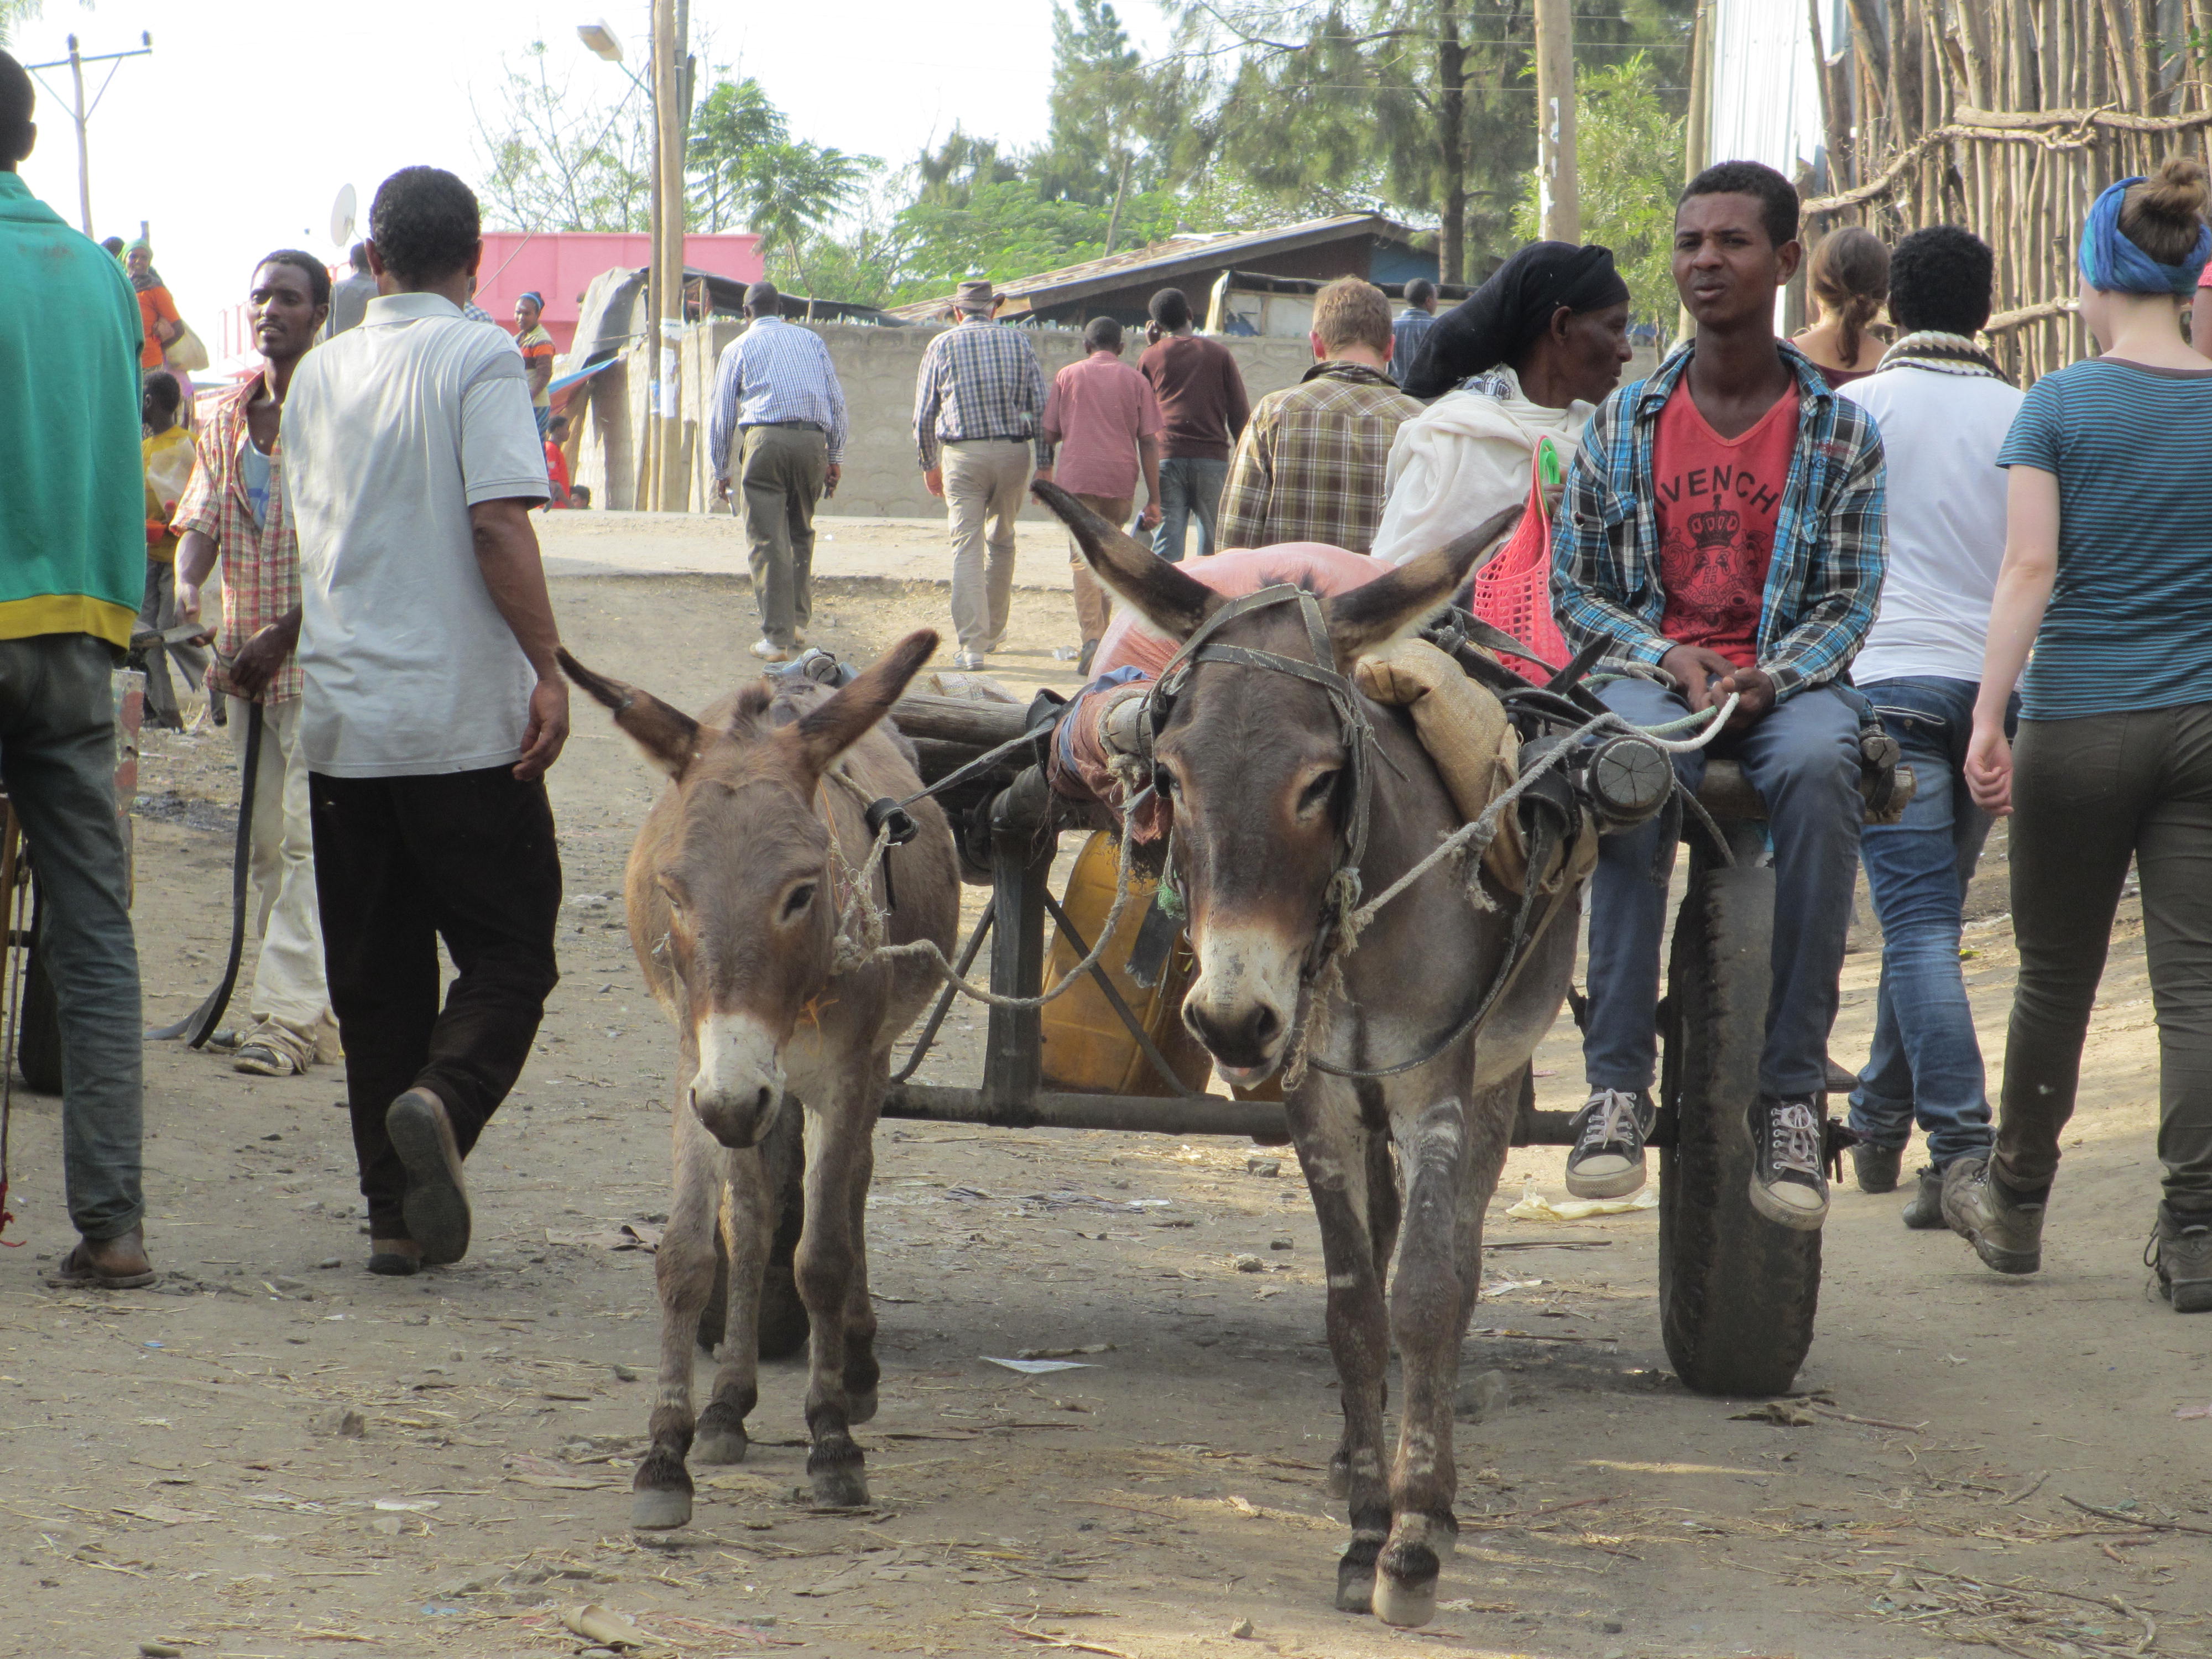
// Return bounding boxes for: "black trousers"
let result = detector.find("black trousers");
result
[309,766,562,1237]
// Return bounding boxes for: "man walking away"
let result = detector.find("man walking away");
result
[1552,160,1885,1229]
[174,249,344,1081]
[1044,316,1163,673]
[1392,277,1440,384]
[1137,286,1249,561]
[323,242,377,341]
[912,279,1052,669]
[0,52,154,1287]
[1218,278,1422,554]
[1833,228,2020,1227]
[706,280,847,664]
[246,165,568,1277]
[514,291,556,439]
[139,371,207,729]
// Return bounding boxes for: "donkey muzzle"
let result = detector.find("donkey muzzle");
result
[689,1013,788,1147]
[1182,921,1302,1083]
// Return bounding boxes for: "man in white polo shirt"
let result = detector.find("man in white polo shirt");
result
[234,165,567,1277]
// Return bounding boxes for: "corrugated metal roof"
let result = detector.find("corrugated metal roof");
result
[889,212,1425,323]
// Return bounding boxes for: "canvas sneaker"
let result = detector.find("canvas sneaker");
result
[1749,1094,1830,1231]
[1564,1088,1655,1199]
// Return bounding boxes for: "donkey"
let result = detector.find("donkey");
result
[1035,483,1584,1627]
[560,633,959,1530]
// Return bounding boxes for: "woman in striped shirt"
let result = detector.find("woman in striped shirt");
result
[1951,156,2212,1313]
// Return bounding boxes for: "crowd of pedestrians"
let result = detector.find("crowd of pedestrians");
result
[5,28,2209,1318]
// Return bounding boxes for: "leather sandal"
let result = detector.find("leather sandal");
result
[46,1227,158,1290]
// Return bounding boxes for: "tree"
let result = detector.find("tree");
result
[742,142,879,305]
[687,77,786,232]
[1157,1,1697,283]
[472,40,652,233]
[1512,53,1681,333]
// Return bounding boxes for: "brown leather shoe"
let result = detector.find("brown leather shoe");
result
[387,1088,471,1266]
[47,1227,157,1290]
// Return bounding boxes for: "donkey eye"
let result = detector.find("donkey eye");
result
[1155,765,1181,797]
[782,883,817,920]
[1298,769,1341,813]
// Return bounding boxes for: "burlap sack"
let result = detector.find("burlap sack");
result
[1354,637,1531,890]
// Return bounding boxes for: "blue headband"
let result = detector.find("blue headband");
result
[2078,177,2212,295]
[519,290,545,308]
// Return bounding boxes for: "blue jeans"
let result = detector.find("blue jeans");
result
[0,636,143,1241]
[1849,676,2011,1169]
[1583,676,1865,1099]
[1152,457,1229,562]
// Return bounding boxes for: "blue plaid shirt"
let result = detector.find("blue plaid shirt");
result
[912,318,1053,471]
[707,316,850,477]
[1550,340,1886,702]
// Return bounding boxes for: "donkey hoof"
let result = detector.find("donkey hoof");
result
[1371,1571,1437,1629]
[693,1402,749,1465]
[1373,1540,1441,1629]
[1334,1538,1380,1614]
[846,1387,878,1426]
[630,1485,693,1531]
[693,1426,748,1465]
[808,1463,870,1507]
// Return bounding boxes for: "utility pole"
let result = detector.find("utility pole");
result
[1533,0,1578,243]
[650,0,687,512]
[24,33,153,237]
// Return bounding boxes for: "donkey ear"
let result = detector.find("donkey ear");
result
[1323,505,1523,667]
[1032,477,1222,643]
[789,628,940,775]
[558,647,702,780]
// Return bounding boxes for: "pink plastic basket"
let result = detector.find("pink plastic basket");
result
[1468,437,1568,684]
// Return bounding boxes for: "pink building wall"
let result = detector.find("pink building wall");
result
[477,231,766,354]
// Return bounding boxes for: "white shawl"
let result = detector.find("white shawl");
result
[1371,369,1595,567]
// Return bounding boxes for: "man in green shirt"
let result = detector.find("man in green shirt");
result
[0,52,154,1287]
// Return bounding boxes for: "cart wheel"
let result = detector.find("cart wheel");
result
[17,879,63,1097]
[1657,856,1819,1396]
[694,1105,811,1360]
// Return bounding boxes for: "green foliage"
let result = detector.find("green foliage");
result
[741,141,880,295]
[894,180,1182,286]
[1512,54,1682,330]
[688,78,786,232]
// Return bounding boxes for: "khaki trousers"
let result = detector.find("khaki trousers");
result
[231,694,340,1065]
[1067,492,1132,647]
[942,439,1031,653]
[737,424,828,649]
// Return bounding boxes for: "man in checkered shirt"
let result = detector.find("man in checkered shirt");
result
[912,279,1053,669]
[174,250,343,1081]
[1216,277,1422,555]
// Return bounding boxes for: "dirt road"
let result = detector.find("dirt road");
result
[1,547,2205,1659]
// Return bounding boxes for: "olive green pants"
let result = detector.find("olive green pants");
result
[1995,703,2212,1217]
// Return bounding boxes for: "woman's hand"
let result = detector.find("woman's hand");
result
[1965,716,2013,816]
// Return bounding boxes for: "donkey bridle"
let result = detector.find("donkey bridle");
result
[1146,582,1568,1084]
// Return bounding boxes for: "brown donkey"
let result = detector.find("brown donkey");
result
[1036,483,1584,1627]
[561,633,958,1530]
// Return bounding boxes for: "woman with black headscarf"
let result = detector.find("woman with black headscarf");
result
[1372,241,1634,565]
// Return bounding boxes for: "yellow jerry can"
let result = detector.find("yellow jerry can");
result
[1040,831,1215,1097]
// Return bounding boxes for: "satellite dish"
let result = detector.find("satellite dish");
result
[330,184,357,249]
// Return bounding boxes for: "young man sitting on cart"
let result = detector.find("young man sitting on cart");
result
[1550,161,1887,1230]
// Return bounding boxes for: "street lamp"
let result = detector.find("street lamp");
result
[576,21,623,62]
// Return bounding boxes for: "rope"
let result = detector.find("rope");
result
[827,782,1151,1013]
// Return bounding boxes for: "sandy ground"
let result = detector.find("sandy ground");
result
[1,526,2207,1659]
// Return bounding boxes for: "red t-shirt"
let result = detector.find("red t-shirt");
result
[1653,382,1798,669]
[544,439,572,499]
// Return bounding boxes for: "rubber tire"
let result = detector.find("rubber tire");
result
[17,882,62,1097]
[1657,858,1819,1396]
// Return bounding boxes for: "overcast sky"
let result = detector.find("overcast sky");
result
[10,0,1172,333]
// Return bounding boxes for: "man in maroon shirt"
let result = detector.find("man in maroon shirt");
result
[1137,287,1250,561]
[1044,316,1164,671]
